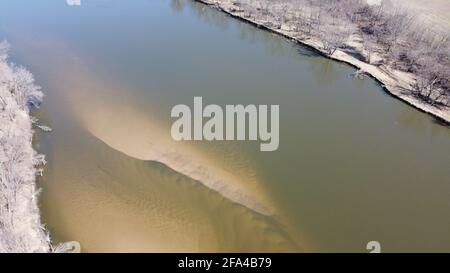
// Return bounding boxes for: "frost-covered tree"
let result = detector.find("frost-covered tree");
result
[0,41,51,253]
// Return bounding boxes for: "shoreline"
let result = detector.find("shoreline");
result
[195,0,450,125]
[0,42,50,252]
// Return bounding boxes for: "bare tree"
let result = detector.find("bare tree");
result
[0,41,51,253]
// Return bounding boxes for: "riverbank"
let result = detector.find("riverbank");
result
[0,41,50,252]
[195,0,450,124]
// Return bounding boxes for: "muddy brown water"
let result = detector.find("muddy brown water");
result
[0,0,449,252]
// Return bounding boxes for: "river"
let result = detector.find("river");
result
[0,0,449,252]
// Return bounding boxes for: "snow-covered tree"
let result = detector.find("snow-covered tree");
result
[0,41,51,253]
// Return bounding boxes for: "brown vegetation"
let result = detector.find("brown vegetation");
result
[203,0,450,107]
